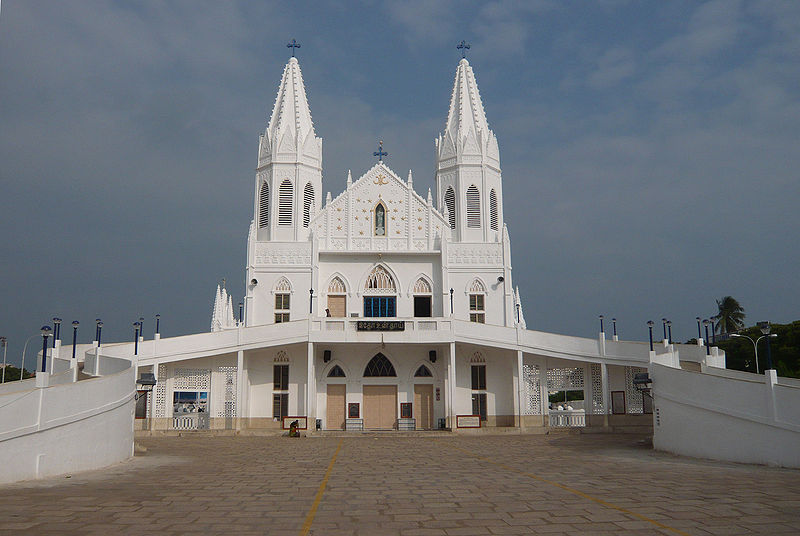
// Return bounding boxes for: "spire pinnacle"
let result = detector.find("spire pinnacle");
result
[264,55,318,161]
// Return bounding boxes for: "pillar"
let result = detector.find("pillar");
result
[307,342,316,427]
[516,349,524,428]
[448,341,456,428]
[236,350,244,430]
[601,363,610,428]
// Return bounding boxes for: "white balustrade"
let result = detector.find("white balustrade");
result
[548,409,586,428]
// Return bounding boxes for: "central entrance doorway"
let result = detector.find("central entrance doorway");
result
[363,385,397,429]
[413,384,434,429]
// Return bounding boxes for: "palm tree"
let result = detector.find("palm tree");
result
[716,296,745,334]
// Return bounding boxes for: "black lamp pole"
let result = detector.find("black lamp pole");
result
[52,318,61,348]
[72,321,79,359]
[309,288,314,314]
[703,319,710,356]
[239,302,243,324]
[696,317,702,341]
[97,321,103,347]
[155,314,161,335]
[662,318,667,340]
[515,302,520,323]
[759,322,774,370]
[449,288,454,315]
[133,322,140,355]
[667,320,672,345]
[647,321,654,351]
[95,319,101,342]
[612,318,617,338]
[599,315,604,333]
[139,317,145,339]
[41,326,52,372]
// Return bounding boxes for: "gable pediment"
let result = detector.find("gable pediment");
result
[311,163,447,252]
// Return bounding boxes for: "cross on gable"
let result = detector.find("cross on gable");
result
[287,39,301,57]
[373,140,388,162]
[457,40,470,59]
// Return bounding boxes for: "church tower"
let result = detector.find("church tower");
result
[435,58,503,243]
[253,56,322,242]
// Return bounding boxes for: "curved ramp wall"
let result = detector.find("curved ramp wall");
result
[0,356,134,484]
[651,363,800,468]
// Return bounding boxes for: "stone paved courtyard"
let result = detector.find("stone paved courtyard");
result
[0,433,798,535]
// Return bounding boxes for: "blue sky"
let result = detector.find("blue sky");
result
[1,1,799,365]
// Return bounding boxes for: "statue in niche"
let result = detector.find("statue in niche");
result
[375,203,386,236]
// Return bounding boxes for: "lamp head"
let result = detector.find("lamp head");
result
[155,314,160,319]
[758,321,771,335]
[703,319,710,326]
[41,325,52,337]
[0,336,6,345]
[696,316,701,322]
[666,320,672,326]
[599,314,604,319]
[53,317,61,325]
[647,320,654,327]
[730,333,741,338]
[97,321,103,328]
[72,320,79,327]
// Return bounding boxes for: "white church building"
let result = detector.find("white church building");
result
[127,54,673,433]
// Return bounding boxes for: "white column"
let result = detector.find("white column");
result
[516,350,524,428]
[448,341,456,428]
[601,363,610,428]
[307,342,316,427]
[236,350,244,430]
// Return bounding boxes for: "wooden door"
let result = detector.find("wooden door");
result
[327,295,346,317]
[414,384,434,429]
[363,385,397,429]
[326,384,346,430]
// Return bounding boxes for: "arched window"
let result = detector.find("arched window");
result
[414,365,432,377]
[327,365,346,378]
[303,182,314,228]
[413,277,431,294]
[365,265,395,293]
[364,353,396,377]
[374,203,386,236]
[259,182,269,228]
[444,187,456,230]
[278,179,293,225]
[274,277,291,323]
[328,277,346,294]
[469,279,486,323]
[490,189,498,231]
[327,276,347,318]
[466,185,481,228]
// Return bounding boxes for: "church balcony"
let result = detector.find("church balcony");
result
[310,317,454,344]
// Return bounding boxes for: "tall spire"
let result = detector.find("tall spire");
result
[444,58,489,146]
[261,57,320,162]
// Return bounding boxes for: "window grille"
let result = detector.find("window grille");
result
[365,265,395,293]
[364,353,396,377]
[278,179,293,225]
[445,187,456,229]
[303,182,314,228]
[259,182,269,228]
[469,294,485,323]
[469,279,486,293]
[490,189,498,231]
[275,293,290,323]
[328,277,346,294]
[413,277,431,294]
[414,365,432,377]
[328,365,346,378]
[466,185,480,228]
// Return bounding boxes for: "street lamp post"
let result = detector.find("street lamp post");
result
[97,321,103,347]
[155,314,161,336]
[139,317,145,340]
[239,302,243,324]
[309,289,314,314]
[71,321,79,359]
[612,318,617,339]
[599,315,604,334]
[20,333,40,382]
[759,321,774,370]
[40,326,52,372]
[696,317,702,342]
[703,319,710,356]
[449,288,454,316]
[133,322,140,356]
[667,320,672,345]
[730,332,777,374]
[662,318,667,341]
[647,320,654,352]
[95,319,101,342]
[52,318,61,348]
[0,337,7,384]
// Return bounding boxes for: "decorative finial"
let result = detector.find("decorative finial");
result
[407,170,413,186]
[287,39,301,57]
[346,169,352,187]
[457,40,471,59]
[373,140,388,162]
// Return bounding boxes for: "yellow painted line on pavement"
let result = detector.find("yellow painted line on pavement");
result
[299,438,343,536]
[445,443,691,536]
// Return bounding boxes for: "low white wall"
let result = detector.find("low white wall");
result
[651,363,800,468]
[0,355,135,484]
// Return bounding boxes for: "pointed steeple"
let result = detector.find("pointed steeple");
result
[261,57,321,164]
[444,58,489,143]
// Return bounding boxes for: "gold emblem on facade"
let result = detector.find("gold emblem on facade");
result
[374,174,389,186]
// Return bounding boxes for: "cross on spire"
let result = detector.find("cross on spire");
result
[373,140,388,162]
[457,40,470,59]
[287,39,301,57]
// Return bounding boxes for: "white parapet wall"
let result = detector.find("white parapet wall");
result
[651,362,800,468]
[0,354,135,484]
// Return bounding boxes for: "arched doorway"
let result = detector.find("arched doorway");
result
[362,353,397,429]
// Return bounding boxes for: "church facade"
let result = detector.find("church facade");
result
[136,55,669,433]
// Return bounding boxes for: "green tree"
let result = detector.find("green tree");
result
[716,296,745,334]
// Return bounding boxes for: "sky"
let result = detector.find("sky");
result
[1,1,799,367]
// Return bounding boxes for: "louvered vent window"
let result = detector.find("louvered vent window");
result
[278,179,293,225]
[259,182,270,228]
[490,189,498,231]
[445,187,456,229]
[303,182,314,228]
[466,185,481,228]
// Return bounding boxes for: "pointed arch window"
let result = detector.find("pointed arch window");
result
[259,182,270,228]
[364,353,396,377]
[327,365,346,378]
[413,277,432,317]
[327,276,347,318]
[445,187,456,230]
[274,277,291,323]
[328,277,346,294]
[466,185,481,228]
[278,179,293,226]
[303,182,314,228]
[414,365,433,377]
[365,265,395,293]
[490,189,498,231]
[413,277,432,294]
[469,279,486,324]
[374,203,386,236]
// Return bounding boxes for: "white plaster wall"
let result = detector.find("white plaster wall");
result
[247,268,312,327]
[651,363,800,468]
[246,345,307,418]
[453,347,515,418]
[447,272,508,326]
[0,360,134,484]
